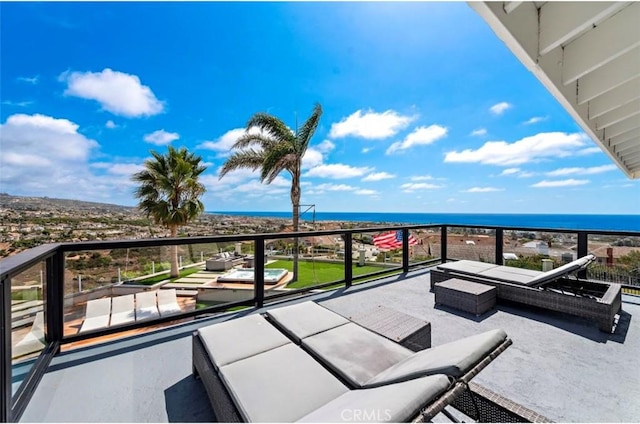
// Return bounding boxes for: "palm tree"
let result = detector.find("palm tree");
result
[132,146,207,278]
[219,103,322,282]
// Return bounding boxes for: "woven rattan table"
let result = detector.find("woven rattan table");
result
[348,305,431,351]
[435,278,497,316]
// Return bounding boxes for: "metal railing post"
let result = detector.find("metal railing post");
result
[402,228,410,273]
[254,238,265,308]
[495,229,504,265]
[440,226,448,263]
[46,253,64,346]
[1,276,10,423]
[344,233,353,288]
[577,231,589,279]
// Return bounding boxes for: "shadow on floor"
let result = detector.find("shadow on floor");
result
[164,375,216,422]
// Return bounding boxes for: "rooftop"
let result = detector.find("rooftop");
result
[17,268,640,423]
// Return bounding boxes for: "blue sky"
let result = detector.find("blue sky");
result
[1,2,638,214]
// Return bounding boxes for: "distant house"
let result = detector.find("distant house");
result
[522,241,549,256]
[591,245,639,266]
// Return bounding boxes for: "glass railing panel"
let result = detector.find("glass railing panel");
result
[446,226,497,264]
[504,231,576,271]
[10,260,47,395]
[350,230,402,286]
[264,234,347,294]
[587,234,640,291]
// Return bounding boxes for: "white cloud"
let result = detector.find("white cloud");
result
[489,102,512,115]
[362,147,372,154]
[329,109,415,139]
[314,183,356,192]
[386,125,448,154]
[531,179,589,188]
[471,128,487,136]
[316,140,335,153]
[400,182,443,192]
[0,114,144,201]
[304,163,373,179]
[524,116,547,125]
[2,100,34,107]
[410,175,435,181]
[18,75,39,84]
[546,164,617,177]
[444,132,589,166]
[362,172,395,182]
[500,168,521,176]
[107,163,145,175]
[463,187,504,193]
[198,127,265,157]
[143,129,179,146]
[355,189,378,196]
[577,146,603,156]
[105,120,118,129]
[302,148,324,169]
[61,68,164,117]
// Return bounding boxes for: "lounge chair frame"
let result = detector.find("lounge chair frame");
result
[192,322,513,423]
[431,266,621,332]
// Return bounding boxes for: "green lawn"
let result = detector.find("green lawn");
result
[134,267,202,285]
[267,260,399,289]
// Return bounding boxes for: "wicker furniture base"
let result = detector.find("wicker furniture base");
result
[431,267,621,332]
[451,382,553,423]
[348,305,431,351]
[435,279,497,316]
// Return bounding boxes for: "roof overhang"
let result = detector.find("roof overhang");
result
[468,2,640,179]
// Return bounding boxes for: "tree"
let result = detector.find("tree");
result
[132,146,207,278]
[219,103,322,282]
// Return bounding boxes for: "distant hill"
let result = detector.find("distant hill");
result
[0,193,138,214]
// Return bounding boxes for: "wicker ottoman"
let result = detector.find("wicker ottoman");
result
[348,306,431,351]
[435,278,497,316]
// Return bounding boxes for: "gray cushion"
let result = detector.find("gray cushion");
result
[220,343,349,422]
[303,322,413,388]
[266,301,350,343]
[365,329,507,387]
[478,266,542,284]
[525,254,596,287]
[437,260,499,275]
[297,374,451,423]
[197,314,291,368]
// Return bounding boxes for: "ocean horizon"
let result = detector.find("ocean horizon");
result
[209,211,640,232]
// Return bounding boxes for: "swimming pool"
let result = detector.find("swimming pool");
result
[217,268,288,285]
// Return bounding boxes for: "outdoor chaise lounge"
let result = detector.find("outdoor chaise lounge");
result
[157,288,182,316]
[79,297,112,332]
[13,311,45,359]
[430,254,622,332]
[192,301,512,422]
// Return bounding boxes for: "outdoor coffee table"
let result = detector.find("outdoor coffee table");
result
[434,278,497,316]
[347,305,431,351]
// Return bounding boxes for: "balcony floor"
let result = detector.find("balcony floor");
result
[19,268,640,423]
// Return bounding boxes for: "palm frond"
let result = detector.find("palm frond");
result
[295,103,323,155]
[218,149,266,179]
[246,113,295,142]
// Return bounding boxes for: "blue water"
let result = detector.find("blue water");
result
[210,211,640,232]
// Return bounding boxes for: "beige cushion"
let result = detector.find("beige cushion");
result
[266,301,350,343]
[303,322,412,388]
[297,374,451,423]
[478,267,542,284]
[525,254,596,287]
[220,343,348,422]
[437,260,499,275]
[365,329,507,387]
[197,314,291,368]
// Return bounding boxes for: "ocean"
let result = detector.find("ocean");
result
[210,211,640,232]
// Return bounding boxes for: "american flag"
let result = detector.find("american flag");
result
[372,230,418,250]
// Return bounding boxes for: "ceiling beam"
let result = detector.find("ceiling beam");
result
[614,138,639,154]
[562,2,640,85]
[538,2,629,55]
[503,2,523,14]
[577,47,640,104]
[595,99,640,130]
[605,117,640,139]
[588,78,640,119]
[610,128,640,146]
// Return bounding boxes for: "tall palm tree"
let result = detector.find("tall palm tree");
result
[132,146,207,278]
[219,103,322,282]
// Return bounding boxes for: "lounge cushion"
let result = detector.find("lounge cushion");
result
[220,343,349,422]
[110,294,136,326]
[437,260,499,275]
[365,329,507,387]
[525,254,596,287]
[478,266,542,284]
[303,322,413,388]
[297,374,451,423]
[266,301,350,343]
[197,314,291,368]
